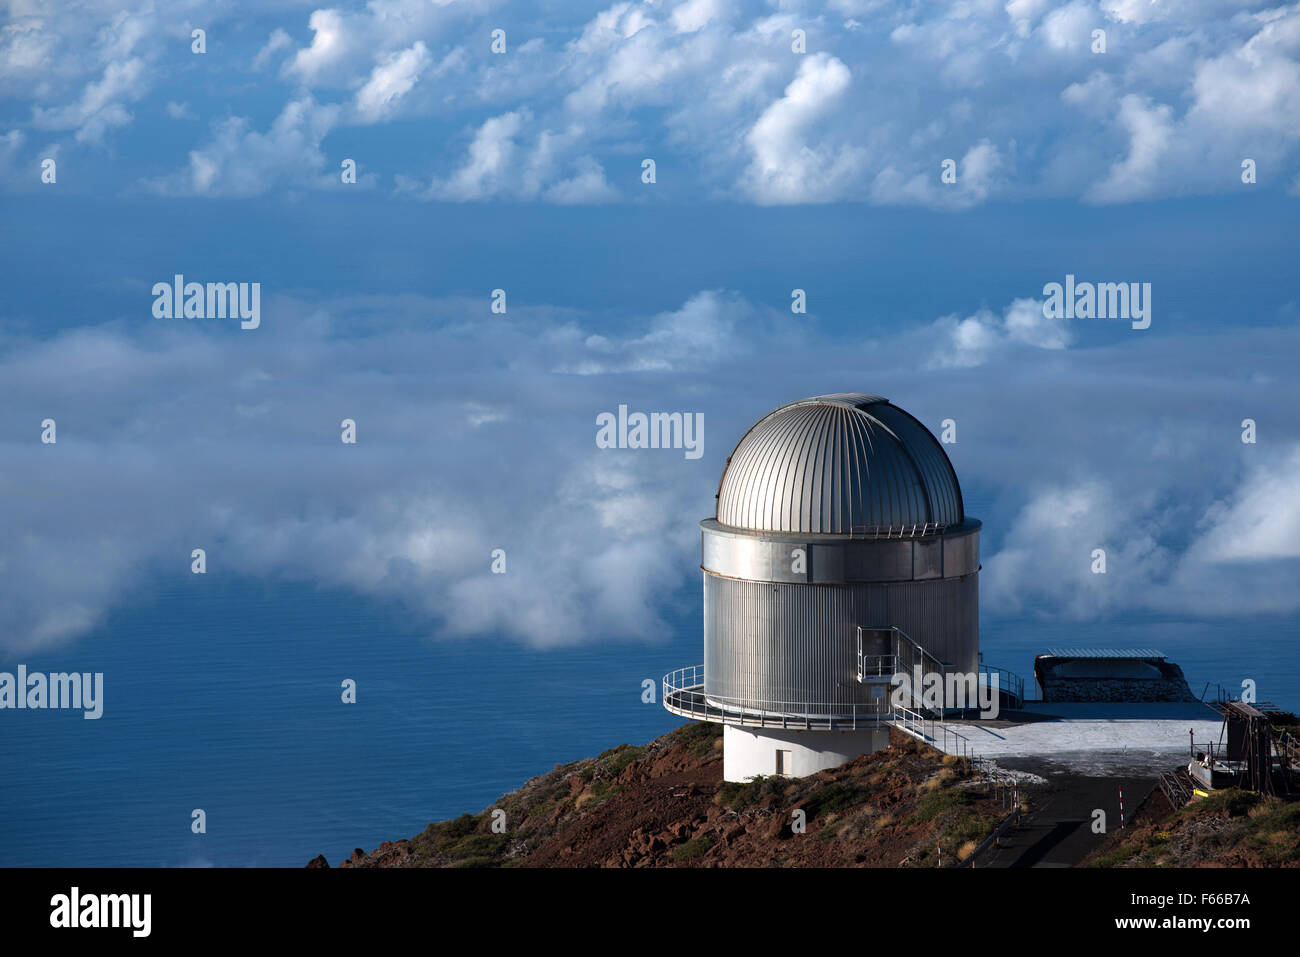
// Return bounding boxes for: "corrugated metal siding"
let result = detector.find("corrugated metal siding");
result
[715,395,963,533]
[703,572,979,712]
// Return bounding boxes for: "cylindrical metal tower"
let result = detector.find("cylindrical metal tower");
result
[665,392,982,781]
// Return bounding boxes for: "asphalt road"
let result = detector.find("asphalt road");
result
[975,766,1157,868]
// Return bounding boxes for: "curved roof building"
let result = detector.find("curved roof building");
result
[715,393,963,534]
[665,393,984,782]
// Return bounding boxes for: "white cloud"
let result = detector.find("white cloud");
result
[1041,0,1097,52]
[671,0,733,34]
[543,155,619,204]
[0,290,740,654]
[427,111,526,200]
[2,286,1298,653]
[926,297,1071,368]
[1086,94,1175,203]
[1006,0,1051,37]
[557,290,759,374]
[741,53,865,204]
[284,9,352,85]
[253,28,293,71]
[31,57,146,144]
[986,443,1300,621]
[0,128,24,170]
[872,138,1004,209]
[1188,445,1300,562]
[148,97,341,197]
[353,41,431,124]
[7,1,1300,203]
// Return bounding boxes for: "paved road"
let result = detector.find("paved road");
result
[976,770,1155,868]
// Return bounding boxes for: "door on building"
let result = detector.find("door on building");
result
[775,749,792,776]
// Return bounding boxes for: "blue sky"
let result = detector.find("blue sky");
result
[2,0,1299,659]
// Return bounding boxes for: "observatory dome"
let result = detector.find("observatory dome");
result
[715,393,963,534]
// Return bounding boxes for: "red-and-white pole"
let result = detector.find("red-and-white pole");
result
[1119,784,1125,829]
[937,841,941,868]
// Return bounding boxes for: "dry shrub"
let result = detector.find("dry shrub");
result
[1248,798,1282,820]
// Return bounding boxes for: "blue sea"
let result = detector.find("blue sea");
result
[1,576,1296,867]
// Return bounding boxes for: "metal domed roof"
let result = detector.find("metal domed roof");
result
[715,393,963,534]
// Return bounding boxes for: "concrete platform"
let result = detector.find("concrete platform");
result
[943,701,1223,777]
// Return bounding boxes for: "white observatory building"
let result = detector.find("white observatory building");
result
[664,393,983,782]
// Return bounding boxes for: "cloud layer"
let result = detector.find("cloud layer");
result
[5,1,1300,203]
[2,287,1297,654]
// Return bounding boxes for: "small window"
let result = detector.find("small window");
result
[775,749,792,776]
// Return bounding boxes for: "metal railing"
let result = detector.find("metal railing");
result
[892,704,976,762]
[1159,768,1193,809]
[856,653,898,682]
[664,666,980,762]
[957,805,1021,868]
[848,523,949,539]
[663,666,891,732]
[662,668,892,730]
[858,625,952,716]
[979,663,1025,709]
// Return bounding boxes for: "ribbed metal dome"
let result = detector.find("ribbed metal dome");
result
[715,393,963,534]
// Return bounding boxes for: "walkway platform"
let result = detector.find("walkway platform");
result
[942,701,1223,776]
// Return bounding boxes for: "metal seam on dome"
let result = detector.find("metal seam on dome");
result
[807,404,828,530]
[848,408,868,531]
[801,405,825,531]
[861,406,933,525]
[834,406,848,531]
[755,404,804,530]
[790,406,820,531]
[772,406,812,530]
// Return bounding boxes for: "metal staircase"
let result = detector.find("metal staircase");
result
[854,625,1025,762]
[1158,767,1194,809]
[855,625,1026,716]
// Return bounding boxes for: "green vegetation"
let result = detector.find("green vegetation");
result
[1090,842,1144,868]
[670,834,716,861]
[908,786,974,823]
[715,775,785,809]
[596,744,646,775]
[1246,796,1300,864]
[361,722,1008,868]
[1188,788,1258,818]
[674,721,722,759]
[1090,787,1300,867]
[801,782,873,817]
[409,813,510,865]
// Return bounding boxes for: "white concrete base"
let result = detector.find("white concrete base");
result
[723,725,891,782]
